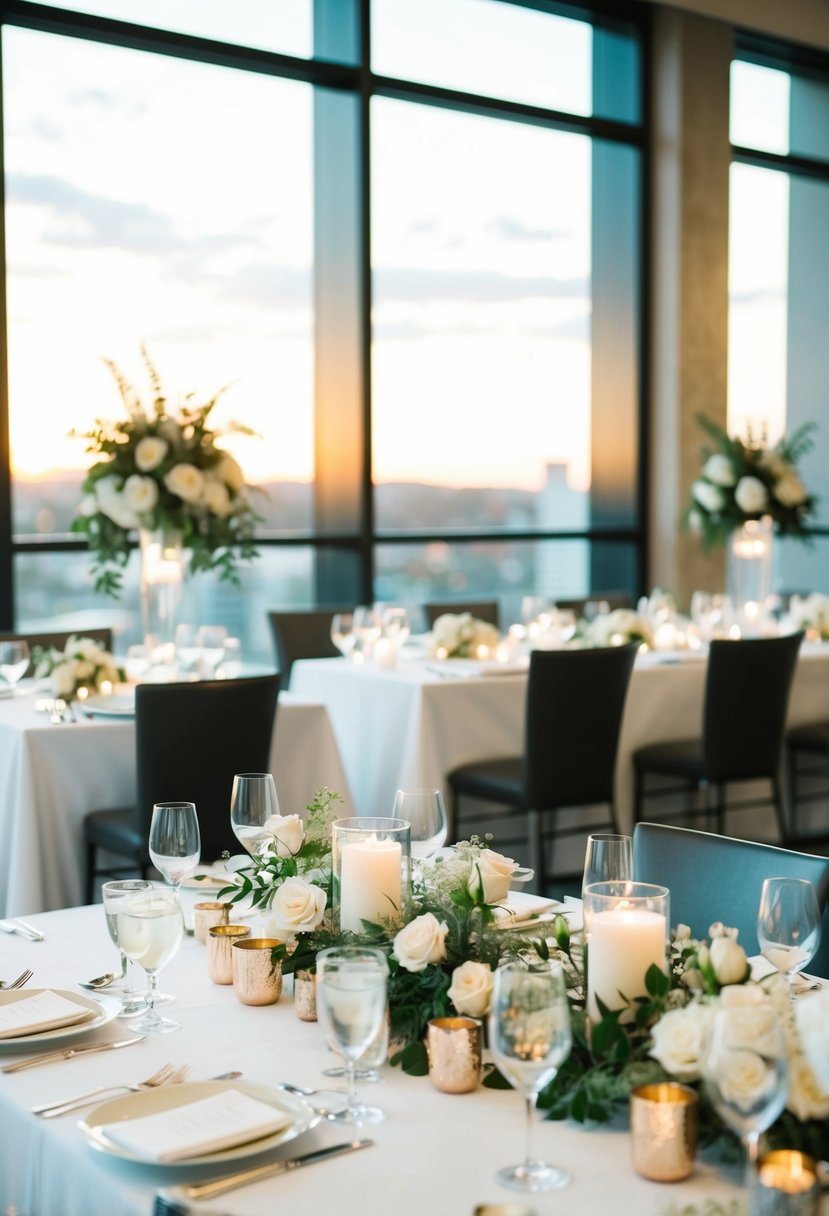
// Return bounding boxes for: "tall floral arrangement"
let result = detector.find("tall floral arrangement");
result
[686,413,816,550]
[71,346,260,595]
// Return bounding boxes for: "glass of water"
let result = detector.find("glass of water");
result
[101,879,153,1016]
[0,640,30,690]
[315,946,389,1124]
[118,886,185,1034]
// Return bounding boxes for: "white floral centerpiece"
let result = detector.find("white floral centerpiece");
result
[582,608,653,649]
[71,346,260,596]
[785,593,829,641]
[32,635,123,702]
[430,612,501,659]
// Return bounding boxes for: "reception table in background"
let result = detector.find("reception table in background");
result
[0,691,352,918]
[0,903,748,1216]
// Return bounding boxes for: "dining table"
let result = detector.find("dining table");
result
[0,900,753,1216]
[0,689,353,919]
[290,643,829,842]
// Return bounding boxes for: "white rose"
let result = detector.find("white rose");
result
[202,475,233,518]
[692,480,725,513]
[649,1002,715,1081]
[51,663,76,698]
[165,462,204,503]
[734,475,768,514]
[432,614,463,653]
[468,849,518,904]
[95,474,140,530]
[702,454,737,487]
[269,877,326,933]
[786,1054,829,1121]
[123,474,159,515]
[134,436,168,472]
[262,813,305,858]
[718,1047,778,1112]
[157,418,182,448]
[774,472,807,508]
[794,990,829,1095]
[718,990,782,1059]
[79,493,98,517]
[217,453,245,493]
[393,912,448,972]
[447,960,493,1017]
[687,508,704,534]
[471,621,501,652]
[709,935,749,986]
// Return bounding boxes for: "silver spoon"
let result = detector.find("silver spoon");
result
[79,972,118,990]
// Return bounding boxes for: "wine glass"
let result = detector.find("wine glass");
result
[117,886,185,1034]
[149,801,201,889]
[381,606,411,649]
[174,623,201,673]
[196,625,227,677]
[489,959,573,1193]
[230,772,280,857]
[581,833,632,900]
[322,1010,389,1084]
[703,1002,788,1187]
[216,636,242,679]
[391,788,448,861]
[757,876,822,984]
[330,613,356,659]
[101,879,153,1017]
[0,640,30,690]
[315,946,389,1125]
[353,605,382,656]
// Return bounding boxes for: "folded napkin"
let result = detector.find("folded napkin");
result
[0,990,95,1038]
[101,1089,292,1162]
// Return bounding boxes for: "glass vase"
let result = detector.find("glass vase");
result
[727,515,774,636]
[332,817,412,935]
[139,526,184,663]
[582,880,669,1023]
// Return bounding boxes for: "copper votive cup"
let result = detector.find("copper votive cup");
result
[426,1016,482,1094]
[752,1151,820,1216]
[192,901,231,944]
[630,1082,698,1181]
[293,968,317,1021]
[231,938,284,1006]
[207,923,250,984]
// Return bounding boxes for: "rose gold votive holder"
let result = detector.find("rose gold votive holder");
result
[192,901,231,944]
[231,938,284,1006]
[426,1016,482,1094]
[630,1082,698,1182]
[752,1151,820,1216]
[293,968,317,1021]
[207,923,250,984]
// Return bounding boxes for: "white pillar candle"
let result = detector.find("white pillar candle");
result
[339,836,402,934]
[587,906,666,1022]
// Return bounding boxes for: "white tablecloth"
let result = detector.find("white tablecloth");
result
[291,646,829,835]
[0,903,748,1216]
[0,692,353,917]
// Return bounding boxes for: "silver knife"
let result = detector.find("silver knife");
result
[1,1035,145,1073]
[0,919,44,942]
[178,1138,373,1201]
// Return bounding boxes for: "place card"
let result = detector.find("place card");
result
[102,1089,293,1162]
[0,990,94,1038]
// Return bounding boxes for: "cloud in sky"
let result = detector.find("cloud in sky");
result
[487,214,568,243]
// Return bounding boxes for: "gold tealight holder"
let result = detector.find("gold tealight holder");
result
[207,923,251,984]
[630,1082,698,1182]
[752,1151,821,1216]
[192,901,231,944]
[231,938,284,1006]
[426,1016,482,1094]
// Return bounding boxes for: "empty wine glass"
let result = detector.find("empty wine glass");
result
[174,623,201,673]
[381,606,411,649]
[330,613,356,659]
[216,636,242,679]
[353,605,382,656]
[0,640,30,690]
[149,801,201,889]
[757,876,822,984]
[101,879,153,1017]
[581,833,632,900]
[118,886,184,1034]
[196,625,227,677]
[703,1000,788,1187]
[315,946,388,1125]
[489,959,573,1193]
[230,772,280,857]
[391,788,448,861]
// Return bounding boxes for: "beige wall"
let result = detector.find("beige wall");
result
[643,0,829,53]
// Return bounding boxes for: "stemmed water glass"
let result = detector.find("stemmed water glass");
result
[581,833,632,900]
[391,788,448,861]
[149,801,201,890]
[196,625,227,677]
[330,613,356,659]
[702,1002,788,1187]
[489,959,573,1193]
[230,772,280,857]
[315,946,389,1125]
[757,876,822,985]
[0,640,30,691]
[101,879,153,1017]
[353,606,382,658]
[381,606,412,650]
[117,886,185,1034]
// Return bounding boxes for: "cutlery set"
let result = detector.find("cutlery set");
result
[0,918,44,941]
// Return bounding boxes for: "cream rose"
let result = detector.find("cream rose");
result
[774,472,807,508]
[217,453,245,493]
[79,492,98,518]
[95,474,140,529]
[262,813,305,858]
[649,1002,715,1081]
[165,462,204,502]
[734,475,768,514]
[786,1054,829,1121]
[718,1048,777,1112]
[447,960,493,1017]
[202,475,233,518]
[269,877,326,933]
[709,935,749,986]
[702,453,737,487]
[468,849,518,903]
[393,912,448,972]
[794,990,829,1095]
[692,479,725,513]
[134,435,168,472]
[123,473,159,514]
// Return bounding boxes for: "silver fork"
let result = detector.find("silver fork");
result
[0,969,33,989]
[33,1062,190,1118]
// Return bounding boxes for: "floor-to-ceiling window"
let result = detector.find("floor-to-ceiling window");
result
[0,0,647,661]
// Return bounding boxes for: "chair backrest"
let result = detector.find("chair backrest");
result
[703,632,804,782]
[0,628,114,676]
[267,610,347,683]
[633,821,829,977]
[554,594,632,616]
[135,674,281,863]
[423,600,501,630]
[524,643,638,808]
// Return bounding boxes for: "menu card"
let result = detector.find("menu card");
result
[0,990,94,1038]
[102,1089,293,1162]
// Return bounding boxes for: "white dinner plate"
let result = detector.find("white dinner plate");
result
[80,692,135,719]
[0,989,119,1048]
[80,1080,318,1166]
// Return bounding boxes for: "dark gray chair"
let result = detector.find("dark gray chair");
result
[267,609,348,685]
[83,674,280,902]
[633,632,804,839]
[448,643,638,892]
[633,821,829,978]
[423,600,501,630]
[786,720,829,849]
